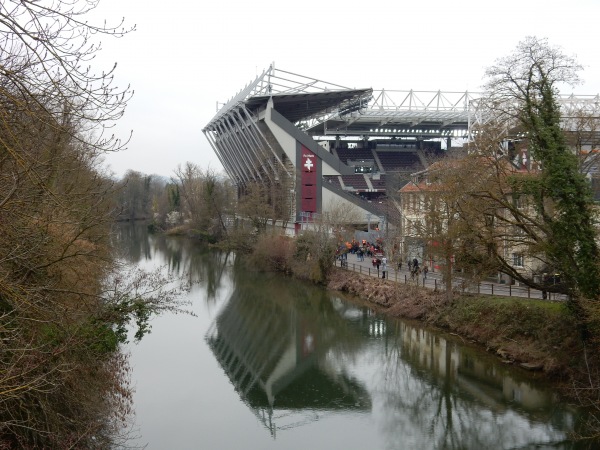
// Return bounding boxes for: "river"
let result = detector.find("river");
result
[115,223,590,450]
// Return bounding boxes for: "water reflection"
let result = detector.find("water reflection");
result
[118,223,589,449]
[205,271,371,437]
[207,272,579,448]
[377,322,575,449]
[112,222,232,302]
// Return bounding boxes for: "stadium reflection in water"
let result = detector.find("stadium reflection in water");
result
[118,225,589,449]
[206,269,580,449]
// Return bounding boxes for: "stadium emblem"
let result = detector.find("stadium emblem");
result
[304,157,314,172]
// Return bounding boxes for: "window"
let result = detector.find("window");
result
[512,253,524,267]
[514,225,526,236]
[415,220,423,234]
[514,195,524,209]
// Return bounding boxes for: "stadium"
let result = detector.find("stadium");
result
[202,64,599,236]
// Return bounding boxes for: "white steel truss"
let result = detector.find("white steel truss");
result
[203,64,600,184]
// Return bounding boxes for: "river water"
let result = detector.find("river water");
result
[116,224,590,450]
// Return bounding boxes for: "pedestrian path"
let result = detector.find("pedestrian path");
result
[335,254,565,301]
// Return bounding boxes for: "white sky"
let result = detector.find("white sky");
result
[91,0,600,179]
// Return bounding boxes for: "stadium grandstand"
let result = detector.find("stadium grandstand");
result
[202,64,600,234]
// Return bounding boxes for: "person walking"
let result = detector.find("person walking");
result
[381,256,387,279]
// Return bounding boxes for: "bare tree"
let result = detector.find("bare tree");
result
[0,2,185,447]
[0,0,134,155]
[172,162,233,239]
[294,199,363,283]
[407,155,499,302]
[236,181,276,233]
[116,170,163,221]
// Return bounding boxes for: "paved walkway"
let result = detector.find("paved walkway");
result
[335,254,565,301]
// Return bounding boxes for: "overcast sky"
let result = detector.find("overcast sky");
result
[91,0,600,179]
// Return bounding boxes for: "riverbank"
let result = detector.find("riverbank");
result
[231,232,586,379]
[327,268,582,378]
[188,227,599,440]
[205,230,589,382]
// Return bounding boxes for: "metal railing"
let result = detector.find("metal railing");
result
[334,259,566,301]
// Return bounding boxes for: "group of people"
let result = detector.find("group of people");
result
[407,258,429,280]
[337,239,431,281]
[370,255,429,280]
[351,239,384,262]
[371,255,389,278]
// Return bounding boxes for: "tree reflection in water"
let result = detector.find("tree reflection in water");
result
[377,323,575,449]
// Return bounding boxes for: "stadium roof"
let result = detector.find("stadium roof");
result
[205,64,600,141]
[245,89,373,124]
[203,64,477,140]
[303,89,478,139]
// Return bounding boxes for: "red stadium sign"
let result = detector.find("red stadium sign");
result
[300,146,317,213]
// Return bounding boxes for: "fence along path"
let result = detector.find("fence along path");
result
[335,256,566,301]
